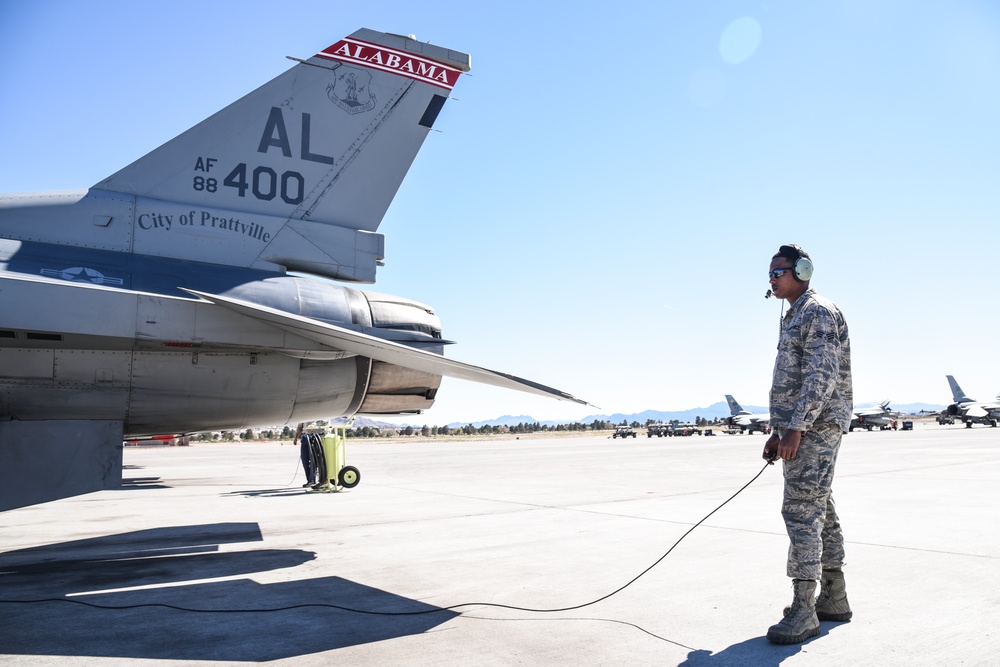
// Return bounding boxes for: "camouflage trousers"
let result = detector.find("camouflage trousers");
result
[780,424,846,580]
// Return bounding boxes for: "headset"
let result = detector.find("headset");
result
[776,244,814,282]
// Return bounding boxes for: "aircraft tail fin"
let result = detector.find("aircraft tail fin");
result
[725,394,750,416]
[946,375,974,403]
[91,29,470,283]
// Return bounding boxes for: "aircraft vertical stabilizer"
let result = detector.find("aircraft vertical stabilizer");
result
[947,375,975,403]
[0,29,591,512]
[84,29,469,282]
[725,394,750,416]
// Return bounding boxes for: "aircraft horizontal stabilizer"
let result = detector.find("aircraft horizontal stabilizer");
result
[182,290,590,407]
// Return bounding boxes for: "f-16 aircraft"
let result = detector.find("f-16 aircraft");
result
[944,376,1000,428]
[850,400,897,431]
[724,395,770,434]
[0,29,586,511]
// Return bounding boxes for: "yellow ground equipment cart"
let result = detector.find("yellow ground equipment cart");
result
[303,425,360,491]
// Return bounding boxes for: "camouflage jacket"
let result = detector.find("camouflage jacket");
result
[769,289,853,432]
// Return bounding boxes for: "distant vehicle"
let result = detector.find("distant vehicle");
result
[124,435,190,447]
[666,423,701,436]
[724,395,771,434]
[646,423,668,437]
[613,426,637,438]
[944,375,1000,428]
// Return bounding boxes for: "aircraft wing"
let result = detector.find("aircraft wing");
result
[965,405,988,418]
[183,289,590,407]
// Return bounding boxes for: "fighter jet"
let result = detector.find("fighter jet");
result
[724,395,771,434]
[0,29,586,511]
[850,400,896,431]
[944,376,1000,428]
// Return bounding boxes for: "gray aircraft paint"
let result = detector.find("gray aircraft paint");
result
[724,394,770,433]
[946,375,1000,424]
[0,29,584,511]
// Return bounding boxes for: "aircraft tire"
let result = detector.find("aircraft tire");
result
[339,466,361,488]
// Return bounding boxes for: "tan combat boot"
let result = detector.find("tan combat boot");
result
[783,569,853,621]
[767,579,821,645]
[814,569,852,621]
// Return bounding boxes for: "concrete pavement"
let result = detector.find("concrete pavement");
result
[1,424,998,665]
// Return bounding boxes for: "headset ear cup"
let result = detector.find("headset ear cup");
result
[795,257,814,281]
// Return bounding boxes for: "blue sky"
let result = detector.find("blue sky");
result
[2,1,998,425]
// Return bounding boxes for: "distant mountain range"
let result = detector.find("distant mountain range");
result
[377,400,947,429]
[302,399,947,432]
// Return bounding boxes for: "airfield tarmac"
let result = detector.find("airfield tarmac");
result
[1,424,998,666]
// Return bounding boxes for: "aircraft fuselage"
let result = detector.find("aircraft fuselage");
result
[0,237,444,436]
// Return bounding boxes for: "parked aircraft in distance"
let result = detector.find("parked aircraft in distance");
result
[850,400,897,431]
[944,376,1000,428]
[724,395,771,434]
[0,28,586,511]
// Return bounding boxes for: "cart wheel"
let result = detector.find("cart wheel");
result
[339,466,361,488]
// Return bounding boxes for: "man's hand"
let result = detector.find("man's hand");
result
[778,429,803,461]
[763,433,779,463]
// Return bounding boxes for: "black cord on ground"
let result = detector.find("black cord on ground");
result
[0,463,772,617]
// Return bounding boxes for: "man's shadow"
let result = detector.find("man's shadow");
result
[680,625,843,666]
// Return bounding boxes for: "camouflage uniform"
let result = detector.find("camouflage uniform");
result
[770,288,852,580]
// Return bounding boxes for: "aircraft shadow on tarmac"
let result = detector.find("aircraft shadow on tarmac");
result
[121,464,171,490]
[120,476,170,490]
[0,523,458,661]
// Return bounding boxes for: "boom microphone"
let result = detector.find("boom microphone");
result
[765,289,772,299]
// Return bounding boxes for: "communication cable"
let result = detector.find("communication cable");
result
[0,462,773,616]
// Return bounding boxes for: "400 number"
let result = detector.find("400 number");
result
[196,163,306,205]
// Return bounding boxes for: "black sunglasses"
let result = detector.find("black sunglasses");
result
[768,267,795,280]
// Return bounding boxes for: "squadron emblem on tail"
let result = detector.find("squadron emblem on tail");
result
[328,69,376,115]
